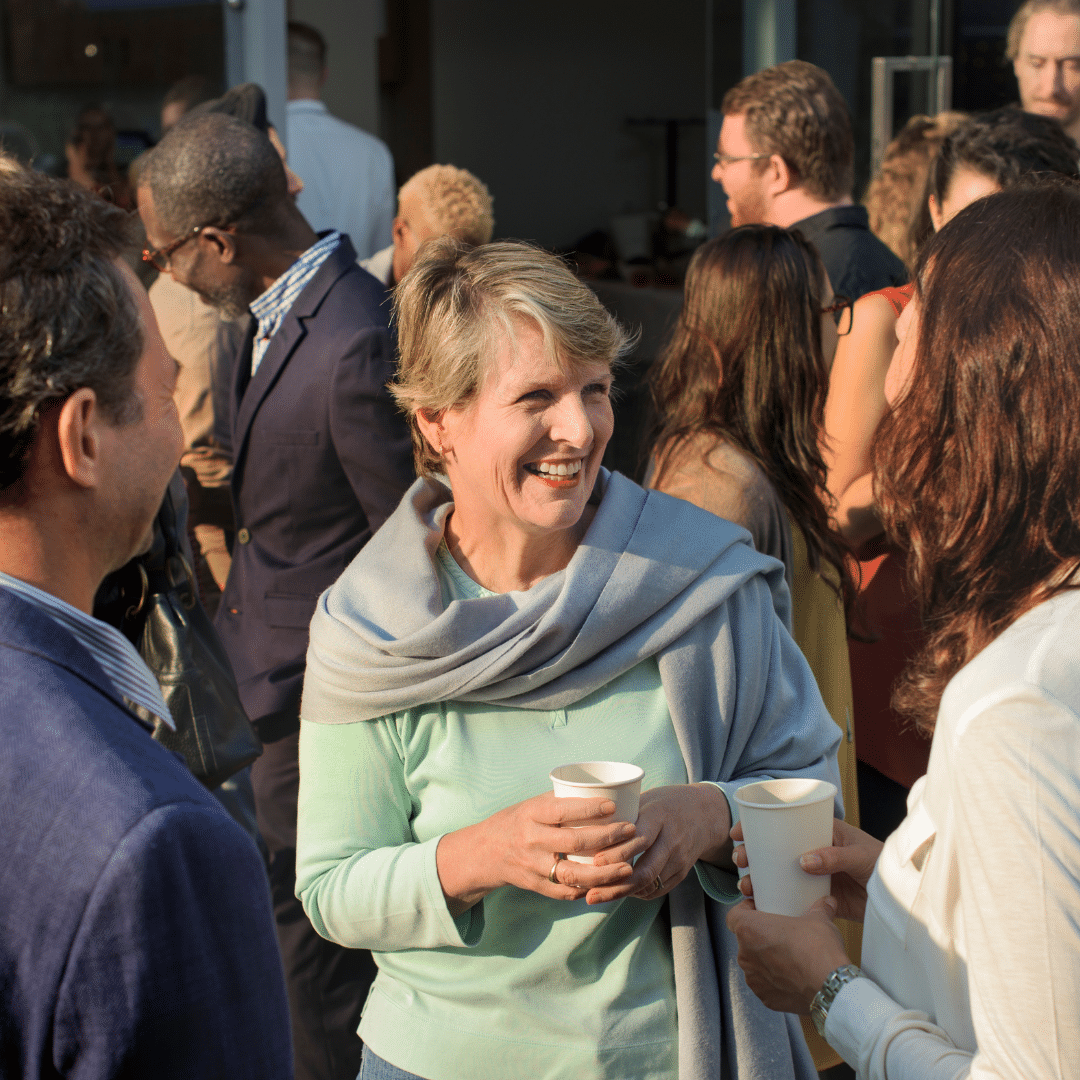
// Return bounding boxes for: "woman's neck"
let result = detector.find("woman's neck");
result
[443,507,596,594]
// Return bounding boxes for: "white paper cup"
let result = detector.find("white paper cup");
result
[550,761,644,863]
[733,778,836,917]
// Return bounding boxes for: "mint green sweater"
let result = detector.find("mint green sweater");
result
[297,545,693,1079]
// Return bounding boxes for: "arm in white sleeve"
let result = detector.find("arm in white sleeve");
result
[295,716,483,952]
[826,689,1080,1079]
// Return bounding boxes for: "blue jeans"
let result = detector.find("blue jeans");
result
[357,1046,427,1080]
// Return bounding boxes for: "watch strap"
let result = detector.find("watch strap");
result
[810,963,862,1037]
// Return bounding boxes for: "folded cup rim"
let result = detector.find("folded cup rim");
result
[549,761,645,789]
[733,778,836,810]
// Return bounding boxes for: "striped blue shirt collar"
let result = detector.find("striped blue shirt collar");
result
[0,571,173,730]
[249,230,341,376]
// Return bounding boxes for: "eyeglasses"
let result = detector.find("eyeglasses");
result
[713,151,771,168]
[822,294,854,336]
[142,224,209,273]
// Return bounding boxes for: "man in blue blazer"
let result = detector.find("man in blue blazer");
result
[0,168,292,1077]
[138,112,415,1080]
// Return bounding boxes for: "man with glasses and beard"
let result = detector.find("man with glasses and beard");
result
[713,60,907,302]
[138,111,414,1080]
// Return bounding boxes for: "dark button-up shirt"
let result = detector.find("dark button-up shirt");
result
[793,204,908,301]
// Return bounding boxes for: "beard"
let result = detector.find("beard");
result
[193,267,259,320]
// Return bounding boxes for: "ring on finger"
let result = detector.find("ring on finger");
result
[652,875,663,893]
[548,854,566,884]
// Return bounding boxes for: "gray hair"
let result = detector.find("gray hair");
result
[391,238,634,478]
[0,168,142,493]
[139,111,288,237]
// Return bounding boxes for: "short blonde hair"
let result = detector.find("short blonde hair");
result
[1007,0,1080,59]
[391,238,633,478]
[399,164,495,247]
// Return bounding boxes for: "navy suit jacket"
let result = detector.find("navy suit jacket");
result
[0,588,292,1079]
[215,236,414,738]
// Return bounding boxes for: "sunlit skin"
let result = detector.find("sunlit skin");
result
[101,263,185,565]
[928,166,1001,231]
[711,112,852,228]
[1014,9,1080,142]
[391,188,442,285]
[825,168,997,549]
[138,182,316,320]
[884,292,920,408]
[267,125,305,200]
[416,318,614,595]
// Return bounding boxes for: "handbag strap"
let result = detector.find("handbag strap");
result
[143,485,197,610]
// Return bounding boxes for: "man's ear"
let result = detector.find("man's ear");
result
[198,226,240,265]
[415,407,448,457]
[55,388,104,489]
[766,153,797,196]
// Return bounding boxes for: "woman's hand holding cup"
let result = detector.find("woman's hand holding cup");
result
[585,783,734,905]
[436,791,637,914]
[731,816,883,923]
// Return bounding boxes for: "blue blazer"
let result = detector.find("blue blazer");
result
[0,588,292,1079]
[215,236,414,738]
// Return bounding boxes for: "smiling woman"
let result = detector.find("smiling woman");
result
[293,239,844,1080]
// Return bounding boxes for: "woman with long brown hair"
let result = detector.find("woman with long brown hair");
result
[826,106,1080,842]
[645,224,858,1072]
[727,182,1080,1079]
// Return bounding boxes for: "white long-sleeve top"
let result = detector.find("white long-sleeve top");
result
[826,587,1080,1079]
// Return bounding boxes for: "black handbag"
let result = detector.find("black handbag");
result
[94,484,262,789]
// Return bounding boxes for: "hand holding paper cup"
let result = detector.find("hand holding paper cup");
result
[733,778,836,916]
[550,761,644,863]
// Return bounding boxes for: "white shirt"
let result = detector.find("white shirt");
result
[248,231,341,376]
[826,587,1080,1079]
[359,243,394,287]
[287,99,395,261]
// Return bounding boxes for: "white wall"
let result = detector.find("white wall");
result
[431,0,710,249]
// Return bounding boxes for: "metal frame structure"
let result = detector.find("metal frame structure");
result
[870,55,953,175]
[222,0,288,138]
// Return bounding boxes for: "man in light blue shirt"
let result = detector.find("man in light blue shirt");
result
[287,20,395,259]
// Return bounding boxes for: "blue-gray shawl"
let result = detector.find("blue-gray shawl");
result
[304,470,840,1080]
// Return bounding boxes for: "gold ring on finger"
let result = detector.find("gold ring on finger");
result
[548,854,566,884]
[652,875,663,893]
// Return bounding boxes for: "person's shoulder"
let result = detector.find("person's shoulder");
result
[0,638,233,922]
[851,289,906,329]
[655,432,773,509]
[290,102,391,160]
[322,257,393,328]
[302,239,391,326]
[0,615,219,829]
[941,588,1080,737]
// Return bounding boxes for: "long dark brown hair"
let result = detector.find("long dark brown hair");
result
[874,182,1080,734]
[647,224,852,604]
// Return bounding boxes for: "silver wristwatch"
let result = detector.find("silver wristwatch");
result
[810,963,861,1037]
